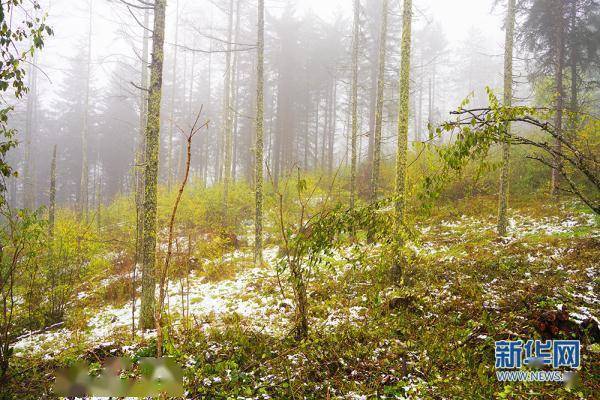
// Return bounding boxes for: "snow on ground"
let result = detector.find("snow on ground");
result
[413,210,597,256]
[14,246,289,357]
[505,211,598,240]
[12,209,598,359]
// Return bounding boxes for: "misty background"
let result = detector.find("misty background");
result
[7,0,530,209]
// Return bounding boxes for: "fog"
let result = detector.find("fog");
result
[8,0,523,208]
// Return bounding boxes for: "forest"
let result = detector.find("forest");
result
[0,0,599,398]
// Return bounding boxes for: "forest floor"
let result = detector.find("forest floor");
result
[9,196,600,399]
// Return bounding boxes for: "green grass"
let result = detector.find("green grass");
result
[6,196,599,399]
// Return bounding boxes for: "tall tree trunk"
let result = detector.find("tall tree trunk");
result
[394,0,412,223]
[303,82,310,169]
[551,1,566,195]
[167,0,179,191]
[416,68,423,142]
[222,0,234,218]
[140,0,167,331]
[313,95,319,169]
[328,79,337,174]
[350,0,360,208]
[254,0,265,266]
[231,0,241,182]
[188,44,198,183]
[370,0,388,201]
[133,9,150,337]
[167,0,180,191]
[569,0,578,132]
[80,0,93,221]
[204,13,214,185]
[95,162,102,231]
[135,7,150,278]
[427,77,432,134]
[49,145,57,239]
[497,0,515,237]
[23,55,38,209]
[322,84,330,169]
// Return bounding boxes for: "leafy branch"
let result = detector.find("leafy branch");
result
[430,89,599,214]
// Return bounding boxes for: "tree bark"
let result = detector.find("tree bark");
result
[49,145,57,239]
[135,7,150,278]
[23,55,38,210]
[350,0,360,208]
[222,0,234,219]
[167,0,180,192]
[551,0,566,195]
[328,79,337,174]
[79,0,93,221]
[569,0,578,132]
[254,0,265,266]
[231,0,241,182]
[140,0,167,331]
[497,0,515,237]
[394,0,412,223]
[370,0,388,201]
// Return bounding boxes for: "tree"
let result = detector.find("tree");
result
[0,2,51,204]
[497,0,516,237]
[254,0,265,266]
[271,4,301,187]
[438,94,599,214]
[520,0,600,119]
[370,0,388,201]
[135,7,150,286]
[518,0,600,194]
[394,0,412,223]
[0,0,51,382]
[79,0,94,221]
[156,110,207,357]
[166,0,180,192]
[350,0,360,208]
[23,57,38,210]
[222,0,235,219]
[552,0,566,195]
[140,0,167,331]
[566,0,600,119]
[49,145,57,238]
